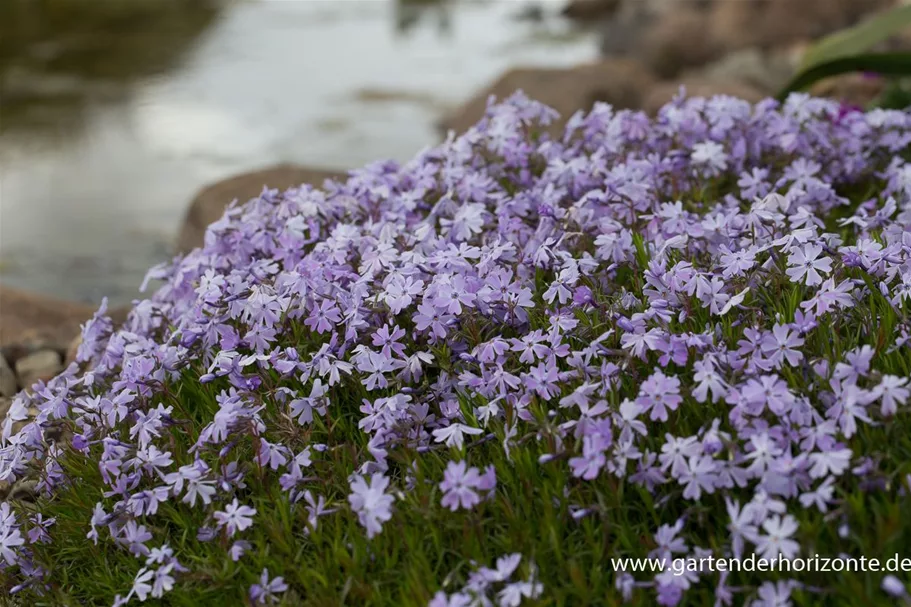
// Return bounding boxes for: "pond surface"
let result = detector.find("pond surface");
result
[0,0,598,305]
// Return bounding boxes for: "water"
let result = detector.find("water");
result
[0,0,598,306]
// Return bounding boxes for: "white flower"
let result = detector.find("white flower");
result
[0,520,25,566]
[152,564,175,599]
[726,498,758,559]
[755,514,800,560]
[786,244,832,286]
[873,375,910,416]
[808,447,852,479]
[348,474,395,539]
[691,141,728,174]
[432,423,483,450]
[882,574,908,598]
[720,287,750,316]
[444,203,486,242]
[213,499,256,537]
[129,568,154,602]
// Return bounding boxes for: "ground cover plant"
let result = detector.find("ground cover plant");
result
[1,92,911,606]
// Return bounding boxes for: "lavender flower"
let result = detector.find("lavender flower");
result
[213,499,256,537]
[249,569,288,605]
[348,474,394,539]
[1,92,910,606]
[439,460,495,511]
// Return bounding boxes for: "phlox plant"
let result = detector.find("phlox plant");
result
[1,91,911,606]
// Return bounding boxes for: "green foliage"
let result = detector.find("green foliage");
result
[778,53,911,101]
[799,5,911,70]
[778,3,911,103]
[5,171,911,606]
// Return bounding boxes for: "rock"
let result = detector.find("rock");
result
[638,7,719,78]
[561,0,620,22]
[810,73,888,108]
[709,0,897,53]
[44,417,72,446]
[176,165,347,253]
[0,285,96,350]
[598,2,656,57]
[763,0,897,47]
[15,349,62,390]
[599,0,714,59]
[512,4,544,22]
[698,48,795,96]
[707,0,766,51]
[65,334,83,368]
[438,59,657,136]
[643,78,766,115]
[0,355,17,397]
[8,478,39,503]
[0,396,11,422]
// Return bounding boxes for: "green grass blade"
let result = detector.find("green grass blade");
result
[800,4,911,70]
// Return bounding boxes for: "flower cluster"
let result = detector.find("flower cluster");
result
[1,91,911,605]
[429,554,543,607]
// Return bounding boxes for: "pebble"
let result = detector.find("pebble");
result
[15,349,63,389]
[0,355,17,396]
[8,478,39,503]
[65,334,83,367]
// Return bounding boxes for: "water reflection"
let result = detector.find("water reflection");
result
[0,0,219,138]
[395,0,453,36]
[0,0,595,305]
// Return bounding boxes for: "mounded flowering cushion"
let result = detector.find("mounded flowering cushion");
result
[2,92,911,606]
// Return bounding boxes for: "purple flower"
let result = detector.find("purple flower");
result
[741,375,793,416]
[691,140,728,175]
[249,569,288,605]
[432,423,483,450]
[786,244,832,287]
[119,521,153,557]
[213,499,256,537]
[0,510,25,566]
[348,474,394,539]
[572,285,594,307]
[1,91,911,606]
[881,575,908,599]
[305,299,342,334]
[440,460,483,511]
[637,371,683,422]
[27,514,55,545]
[755,514,799,560]
[874,375,910,416]
[649,519,687,561]
[413,301,453,340]
[679,455,718,500]
[229,540,251,561]
[761,324,804,369]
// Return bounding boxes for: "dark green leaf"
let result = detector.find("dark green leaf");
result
[778,52,911,100]
[801,4,911,69]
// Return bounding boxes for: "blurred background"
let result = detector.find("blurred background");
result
[0,0,602,307]
[0,0,908,346]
